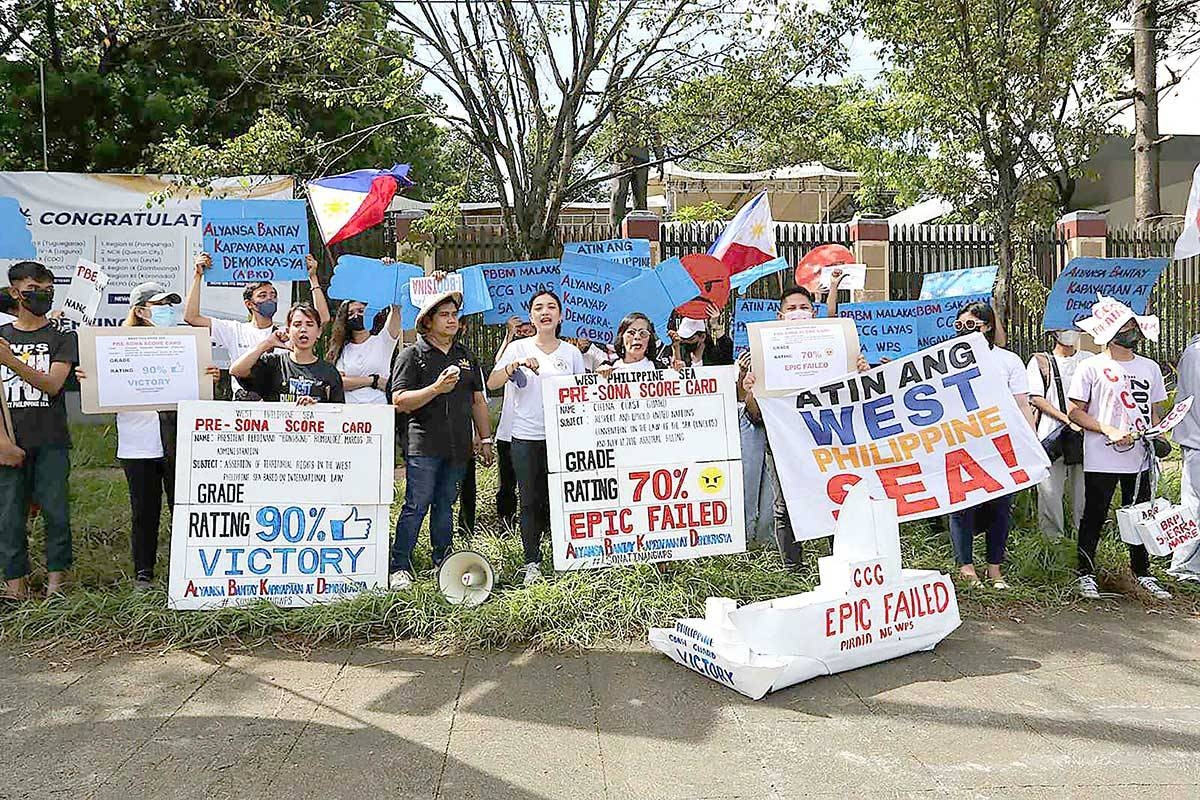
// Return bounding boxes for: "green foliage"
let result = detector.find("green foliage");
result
[671,202,734,223]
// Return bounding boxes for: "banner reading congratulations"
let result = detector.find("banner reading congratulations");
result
[758,334,1049,541]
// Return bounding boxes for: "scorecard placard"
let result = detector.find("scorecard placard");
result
[544,366,745,570]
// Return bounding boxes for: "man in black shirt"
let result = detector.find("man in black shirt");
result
[0,261,78,599]
[390,290,493,588]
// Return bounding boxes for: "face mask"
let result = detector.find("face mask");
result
[20,289,53,317]
[253,299,278,319]
[1055,331,1080,347]
[1111,328,1141,349]
[783,308,814,321]
[149,305,177,327]
[346,314,366,332]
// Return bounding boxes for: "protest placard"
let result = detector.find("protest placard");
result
[409,271,463,306]
[396,265,492,329]
[327,255,425,323]
[732,298,828,358]
[169,401,394,609]
[558,251,640,342]
[563,238,652,269]
[478,259,560,325]
[729,256,789,293]
[0,196,36,260]
[756,334,1049,541]
[201,199,310,283]
[918,266,998,300]
[838,301,921,362]
[543,365,745,570]
[1042,257,1170,331]
[78,326,213,413]
[747,318,859,397]
[60,259,108,325]
[606,256,700,333]
[915,293,991,349]
[818,263,866,291]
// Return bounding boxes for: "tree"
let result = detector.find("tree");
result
[858,0,1123,325]
[210,2,848,258]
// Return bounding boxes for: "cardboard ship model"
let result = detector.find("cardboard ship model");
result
[649,483,961,700]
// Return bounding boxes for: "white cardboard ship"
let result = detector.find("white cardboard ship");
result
[649,483,961,700]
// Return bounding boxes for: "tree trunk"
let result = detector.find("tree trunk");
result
[1132,0,1162,227]
[992,169,1019,348]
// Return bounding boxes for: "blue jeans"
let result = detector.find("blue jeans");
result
[948,495,1013,566]
[390,456,468,574]
[739,410,775,547]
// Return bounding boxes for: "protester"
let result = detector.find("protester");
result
[492,317,534,530]
[664,315,733,368]
[184,251,330,396]
[390,291,493,589]
[75,283,219,589]
[1169,331,1200,581]
[573,337,612,372]
[0,261,78,599]
[946,302,1033,590]
[741,285,869,567]
[1068,314,1171,600]
[230,303,344,404]
[612,312,663,371]
[1026,329,1087,540]
[326,300,401,404]
[486,290,585,585]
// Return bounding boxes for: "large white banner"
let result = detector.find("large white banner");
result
[758,334,1050,541]
[544,366,745,569]
[168,401,394,609]
[0,172,293,327]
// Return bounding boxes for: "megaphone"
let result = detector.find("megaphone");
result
[438,550,494,606]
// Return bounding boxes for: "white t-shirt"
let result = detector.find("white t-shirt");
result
[210,318,281,393]
[580,345,610,372]
[496,338,585,441]
[988,346,1029,395]
[1026,351,1087,440]
[1068,352,1167,474]
[614,357,657,372]
[116,411,163,460]
[336,330,399,404]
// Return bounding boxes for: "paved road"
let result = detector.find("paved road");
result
[3,606,1199,799]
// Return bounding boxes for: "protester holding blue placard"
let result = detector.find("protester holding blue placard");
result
[486,290,585,585]
[946,302,1033,591]
[185,251,330,397]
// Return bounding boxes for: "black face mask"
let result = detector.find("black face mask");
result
[1111,328,1141,349]
[346,314,366,332]
[20,289,53,317]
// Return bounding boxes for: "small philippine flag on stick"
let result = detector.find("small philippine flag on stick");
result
[707,191,777,275]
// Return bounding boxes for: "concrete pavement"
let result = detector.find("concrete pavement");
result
[3,606,1200,799]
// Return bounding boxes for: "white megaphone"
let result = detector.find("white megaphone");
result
[438,550,495,606]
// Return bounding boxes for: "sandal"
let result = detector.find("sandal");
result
[992,580,1011,591]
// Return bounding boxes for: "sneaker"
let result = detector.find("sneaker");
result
[1138,576,1172,600]
[389,570,414,590]
[521,563,542,587]
[133,578,155,592]
[1078,575,1101,599]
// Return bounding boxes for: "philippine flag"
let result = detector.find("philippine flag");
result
[708,191,777,274]
[307,165,415,246]
[1175,162,1200,262]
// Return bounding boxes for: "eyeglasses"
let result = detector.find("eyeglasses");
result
[624,328,651,339]
[954,318,983,332]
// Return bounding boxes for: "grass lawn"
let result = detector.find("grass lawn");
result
[1,422,1197,652]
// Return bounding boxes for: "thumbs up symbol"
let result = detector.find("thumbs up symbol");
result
[329,507,372,541]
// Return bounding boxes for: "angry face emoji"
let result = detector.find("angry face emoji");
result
[697,466,725,495]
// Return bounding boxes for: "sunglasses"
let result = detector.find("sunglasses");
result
[954,318,984,333]
[624,328,651,339]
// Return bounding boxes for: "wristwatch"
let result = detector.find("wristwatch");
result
[370,374,380,390]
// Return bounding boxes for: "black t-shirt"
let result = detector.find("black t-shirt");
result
[391,337,482,463]
[247,353,345,403]
[0,322,78,449]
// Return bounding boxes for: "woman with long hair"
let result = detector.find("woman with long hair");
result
[485,290,585,585]
[75,283,219,588]
[947,301,1034,590]
[325,301,401,404]
[231,303,345,404]
[612,312,664,371]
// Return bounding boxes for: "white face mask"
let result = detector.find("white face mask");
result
[1056,331,1080,348]
[783,308,814,321]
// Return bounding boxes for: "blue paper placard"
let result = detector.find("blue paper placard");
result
[563,239,652,269]
[201,199,310,283]
[915,293,992,349]
[1042,257,1170,331]
[477,259,560,325]
[328,255,424,323]
[918,266,998,300]
[606,256,700,334]
[0,197,36,259]
[396,265,494,329]
[558,251,641,343]
[838,301,923,362]
[729,256,789,293]
[733,298,779,357]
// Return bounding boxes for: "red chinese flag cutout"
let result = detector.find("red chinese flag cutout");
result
[796,243,855,291]
[676,254,731,319]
